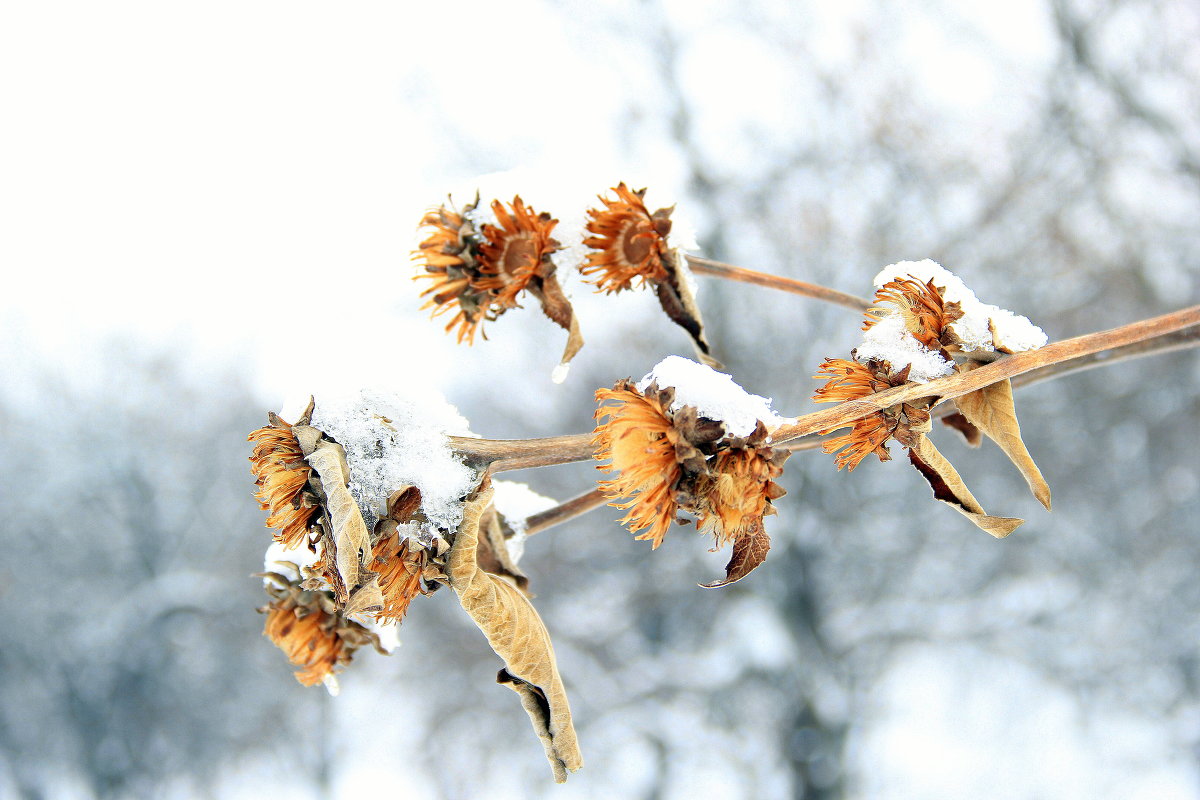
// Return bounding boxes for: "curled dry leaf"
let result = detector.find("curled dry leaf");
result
[700,527,771,589]
[953,365,1051,510]
[447,485,582,783]
[304,438,381,614]
[907,437,1024,538]
[940,412,983,447]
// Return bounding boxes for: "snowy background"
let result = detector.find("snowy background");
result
[2,0,1199,798]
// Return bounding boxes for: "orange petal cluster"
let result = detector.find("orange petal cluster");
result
[263,600,347,687]
[581,183,672,293]
[248,418,317,548]
[593,382,683,549]
[414,196,560,344]
[812,358,908,471]
[698,444,787,548]
[371,530,428,623]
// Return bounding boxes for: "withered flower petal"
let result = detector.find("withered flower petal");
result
[248,416,318,548]
[581,183,673,293]
[697,438,787,549]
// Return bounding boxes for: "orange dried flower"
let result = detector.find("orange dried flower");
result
[371,531,427,623]
[413,199,495,344]
[581,183,673,293]
[249,415,318,548]
[593,381,684,549]
[260,570,382,688]
[697,437,787,549]
[475,197,561,308]
[812,358,911,471]
[863,276,963,353]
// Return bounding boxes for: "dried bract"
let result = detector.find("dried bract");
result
[812,358,919,470]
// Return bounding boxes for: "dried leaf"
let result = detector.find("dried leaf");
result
[535,273,585,372]
[940,412,983,447]
[657,250,722,369]
[447,486,582,782]
[954,373,1051,510]
[306,440,373,592]
[476,505,530,594]
[908,437,1024,538]
[700,527,771,588]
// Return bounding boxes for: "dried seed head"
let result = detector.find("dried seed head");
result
[812,358,912,471]
[370,530,428,623]
[695,426,788,549]
[413,198,496,344]
[260,569,381,688]
[581,183,673,293]
[248,415,319,548]
[593,381,685,549]
[475,197,561,309]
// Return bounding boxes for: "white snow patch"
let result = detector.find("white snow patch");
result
[263,540,318,577]
[364,619,400,654]
[492,479,558,565]
[872,259,1047,355]
[637,356,784,438]
[309,386,479,544]
[551,361,571,385]
[855,313,957,383]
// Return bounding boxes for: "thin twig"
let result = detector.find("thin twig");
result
[449,433,594,473]
[686,255,872,312]
[524,488,610,537]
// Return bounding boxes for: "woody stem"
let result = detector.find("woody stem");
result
[523,488,610,537]
[685,255,873,312]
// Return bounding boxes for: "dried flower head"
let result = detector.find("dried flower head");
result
[475,197,561,308]
[248,414,318,548]
[414,198,495,344]
[696,426,788,548]
[370,530,429,623]
[581,183,673,293]
[864,276,963,353]
[593,381,689,548]
[260,568,383,688]
[812,358,930,471]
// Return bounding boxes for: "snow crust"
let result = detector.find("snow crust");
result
[637,356,784,438]
[309,387,479,543]
[872,259,1048,354]
[492,479,557,565]
[263,539,319,577]
[854,314,957,383]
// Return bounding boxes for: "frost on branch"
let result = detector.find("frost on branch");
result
[813,260,1051,536]
[594,357,789,586]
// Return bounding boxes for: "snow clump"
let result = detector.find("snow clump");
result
[637,356,786,438]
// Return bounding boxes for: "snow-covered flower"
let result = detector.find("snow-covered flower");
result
[593,360,788,559]
[581,183,672,293]
[248,414,319,549]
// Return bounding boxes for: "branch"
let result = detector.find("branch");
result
[448,433,594,473]
[523,488,610,537]
[770,306,1200,445]
[686,255,872,312]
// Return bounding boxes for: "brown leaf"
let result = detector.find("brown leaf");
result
[908,437,1024,538]
[447,486,582,782]
[954,373,1051,510]
[535,274,585,372]
[940,412,983,447]
[657,250,722,369]
[700,527,771,588]
[306,440,373,592]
